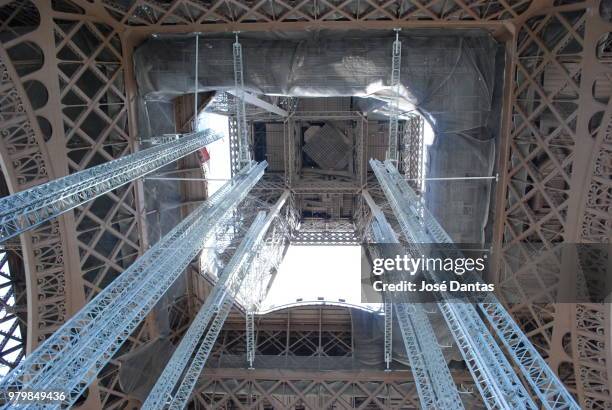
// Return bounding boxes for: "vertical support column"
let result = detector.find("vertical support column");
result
[233,32,251,169]
[193,33,199,130]
[386,29,401,163]
[246,310,255,369]
[284,115,296,187]
[383,299,393,370]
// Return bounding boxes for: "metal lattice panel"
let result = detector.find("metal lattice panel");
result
[302,124,350,170]
[99,0,533,26]
[494,4,612,408]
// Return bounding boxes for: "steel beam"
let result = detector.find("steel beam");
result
[371,159,536,409]
[166,203,285,409]
[246,310,256,369]
[226,90,288,117]
[0,129,222,243]
[383,301,393,370]
[0,162,267,409]
[144,211,268,410]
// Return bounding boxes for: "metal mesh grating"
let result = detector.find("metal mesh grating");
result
[302,124,349,170]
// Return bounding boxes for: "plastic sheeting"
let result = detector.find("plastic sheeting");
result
[125,31,499,391]
[117,337,175,402]
[425,130,495,244]
[134,30,497,134]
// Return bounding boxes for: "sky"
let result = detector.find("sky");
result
[197,112,231,195]
[259,245,371,310]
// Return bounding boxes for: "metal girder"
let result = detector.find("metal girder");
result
[0,162,266,409]
[166,204,287,409]
[401,115,424,194]
[144,192,288,409]
[168,288,236,410]
[371,159,579,410]
[364,191,394,371]
[226,90,288,117]
[365,192,463,410]
[386,30,401,163]
[392,303,436,409]
[0,129,222,243]
[233,34,251,168]
[389,154,580,408]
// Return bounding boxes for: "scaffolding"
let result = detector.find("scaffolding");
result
[370,159,579,410]
[0,162,266,408]
[144,192,288,409]
[0,129,221,242]
[364,190,464,409]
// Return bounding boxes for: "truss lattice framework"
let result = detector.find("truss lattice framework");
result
[212,327,353,360]
[98,0,533,27]
[0,247,26,377]
[191,370,421,410]
[494,2,612,408]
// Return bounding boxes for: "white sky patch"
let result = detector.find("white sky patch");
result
[197,112,230,196]
[260,245,381,312]
[421,117,435,194]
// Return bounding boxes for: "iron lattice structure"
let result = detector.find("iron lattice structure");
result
[0,0,609,408]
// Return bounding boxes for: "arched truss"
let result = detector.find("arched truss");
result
[0,0,609,408]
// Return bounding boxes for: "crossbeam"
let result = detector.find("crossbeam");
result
[0,129,222,242]
[226,89,288,117]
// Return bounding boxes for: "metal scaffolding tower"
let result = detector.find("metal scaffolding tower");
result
[144,192,288,409]
[233,33,251,169]
[0,129,222,242]
[0,162,267,409]
[364,191,464,409]
[386,29,401,163]
[370,159,579,410]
